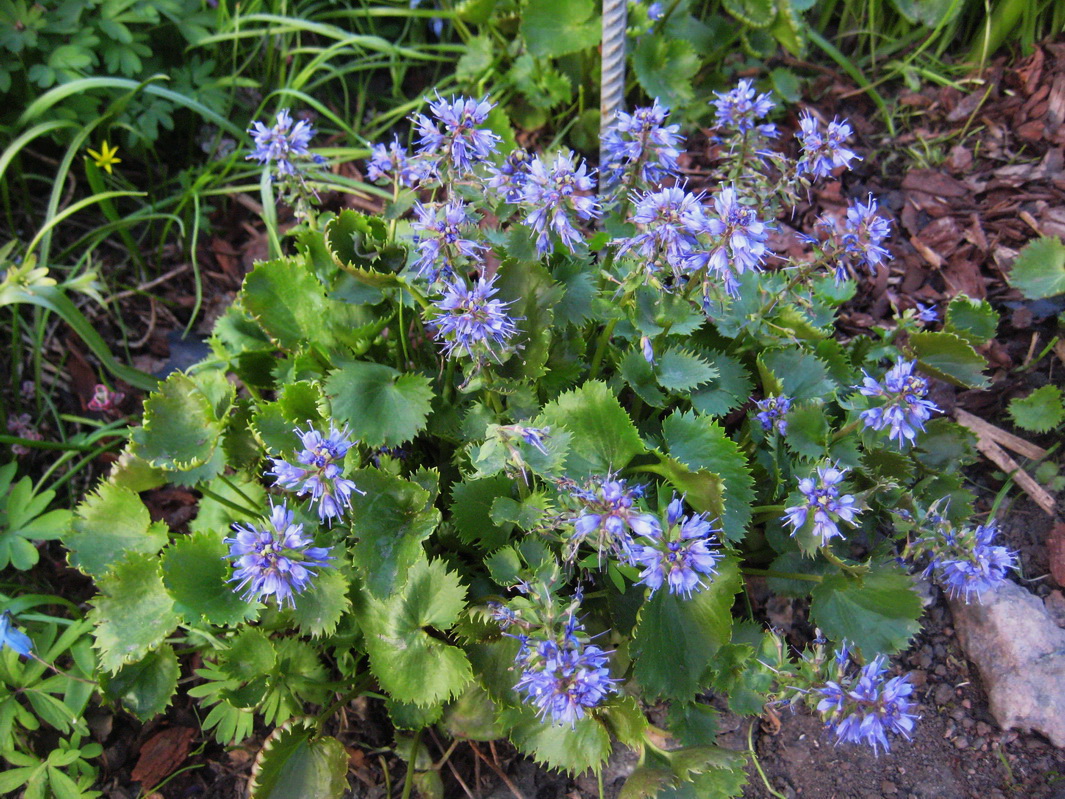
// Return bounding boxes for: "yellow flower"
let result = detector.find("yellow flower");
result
[86,141,122,174]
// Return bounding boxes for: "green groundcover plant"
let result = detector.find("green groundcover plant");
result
[1,82,1019,798]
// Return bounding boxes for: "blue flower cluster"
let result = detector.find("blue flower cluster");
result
[914,518,1017,603]
[486,148,533,204]
[411,199,485,283]
[512,613,619,726]
[224,503,334,608]
[268,423,362,524]
[523,151,601,255]
[0,611,32,657]
[414,94,501,176]
[755,395,792,434]
[367,136,428,188]
[858,359,939,448]
[567,474,661,560]
[712,78,777,138]
[246,109,323,177]
[631,497,723,598]
[796,112,859,180]
[602,99,683,184]
[816,652,919,755]
[431,275,520,365]
[784,464,860,546]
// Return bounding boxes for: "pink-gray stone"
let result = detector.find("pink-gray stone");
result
[950,581,1065,747]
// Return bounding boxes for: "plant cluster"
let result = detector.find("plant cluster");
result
[1,76,1026,797]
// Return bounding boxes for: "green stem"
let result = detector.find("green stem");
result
[198,486,259,519]
[588,319,618,380]
[401,728,423,799]
[749,723,788,799]
[831,418,862,442]
[819,546,866,578]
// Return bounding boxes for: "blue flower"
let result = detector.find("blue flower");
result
[517,426,551,455]
[431,275,520,364]
[485,148,533,204]
[567,474,661,560]
[842,195,891,272]
[247,109,321,177]
[410,199,485,283]
[755,395,792,434]
[225,503,334,608]
[685,186,769,295]
[646,2,665,21]
[915,303,938,324]
[816,655,919,755]
[513,615,618,726]
[796,112,859,180]
[711,79,777,137]
[617,186,703,273]
[631,511,723,598]
[414,94,500,175]
[601,100,684,184]
[268,423,362,524]
[783,464,860,546]
[858,359,939,448]
[521,151,601,255]
[0,611,32,657]
[366,136,427,188]
[922,521,1017,603]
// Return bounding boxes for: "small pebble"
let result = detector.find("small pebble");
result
[934,683,954,706]
[954,736,970,749]
[881,780,898,794]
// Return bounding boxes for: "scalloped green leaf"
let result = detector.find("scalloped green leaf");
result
[100,645,179,721]
[325,361,434,448]
[89,552,181,673]
[660,412,753,542]
[520,0,599,58]
[132,372,223,471]
[66,482,168,578]
[760,349,835,401]
[248,720,349,799]
[161,531,255,626]
[690,351,753,417]
[657,348,718,393]
[219,628,277,681]
[495,259,561,382]
[632,556,741,699]
[945,295,998,345]
[241,257,335,349]
[783,402,830,460]
[291,567,350,638]
[810,566,923,655]
[1008,236,1065,299]
[910,330,989,388]
[723,0,776,26]
[359,558,472,706]
[450,476,514,551]
[535,381,644,478]
[499,704,613,775]
[632,35,701,109]
[1008,384,1065,433]
[622,347,668,407]
[323,209,404,287]
[348,470,440,598]
[189,473,266,536]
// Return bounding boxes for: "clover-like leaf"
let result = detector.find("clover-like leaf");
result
[910,330,989,388]
[66,482,168,578]
[131,372,223,471]
[100,645,180,721]
[89,552,182,673]
[241,257,335,349]
[359,557,472,707]
[520,0,600,58]
[1008,384,1065,433]
[326,361,434,448]
[161,531,256,627]
[248,719,348,799]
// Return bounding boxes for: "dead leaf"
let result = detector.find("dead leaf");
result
[131,727,196,787]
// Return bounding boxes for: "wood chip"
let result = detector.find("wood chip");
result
[131,727,196,787]
[960,428,1058,517]
[955,408,1049,461]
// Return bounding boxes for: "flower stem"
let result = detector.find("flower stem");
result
[588,318,618,380]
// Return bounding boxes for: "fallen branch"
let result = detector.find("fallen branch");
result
[954,408,1049,461]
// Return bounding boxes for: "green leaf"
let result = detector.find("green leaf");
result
[132,372,223,470]
[291,567,350,638]
[723,0,776,26]
[888,0,964,27]
[248,720,349,799]
[66,482,168,578]
[326,361,434,447]
[359,558,472,706]
[1007,236,1065,299]
[619,768,676,799]
[657,348,717,393]
[499,704,613,774]
[621,348,667,407]
[690,352,753,417]
[456,35,494,82]
[910,330,989,388]
[1008,385,1065,433]
[535,381,644,478]
[944,295,998,345]
[760,349,835,400]
[810,567,923,655]
[161,532,256,626]
[323,210,405,287]
[219,629,277,681]
[100,645,179,721]
[660,412,753,542]
[913,418,977,472]
[494,259,561,381]
[632,35,701,109]
[189,473,266,536]
[450,477,514,551]
[784,402,830,459]
[348,470,440,598]
[520,0,600,58]
[442,684,507,741]
[632,557,741,699]
[241,257,334,348]
[89,552,182,673]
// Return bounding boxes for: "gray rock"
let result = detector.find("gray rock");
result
[950,580,1065,747]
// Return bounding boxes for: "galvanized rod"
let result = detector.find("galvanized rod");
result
[599,0,627,188]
